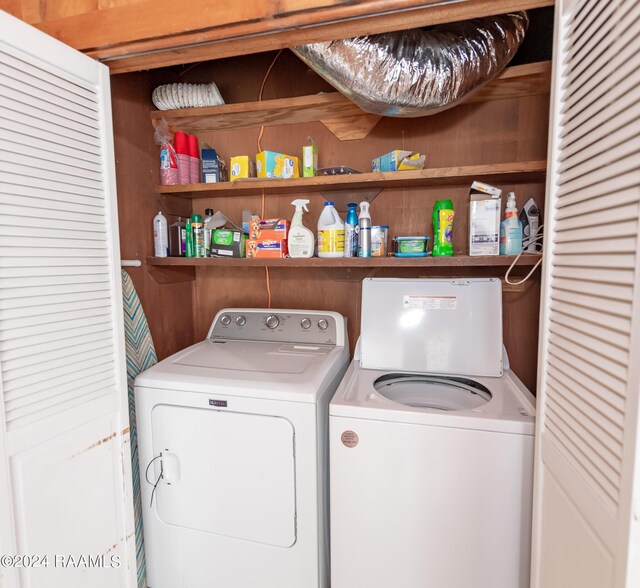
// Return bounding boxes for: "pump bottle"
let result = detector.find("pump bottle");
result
[289,199,315,258]
[499,192,523,255]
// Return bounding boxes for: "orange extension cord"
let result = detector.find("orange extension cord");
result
[257,50,282,309]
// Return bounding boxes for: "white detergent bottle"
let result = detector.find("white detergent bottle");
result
[317,201,345,258]
[289,199,315,258]
[499,192,523,255]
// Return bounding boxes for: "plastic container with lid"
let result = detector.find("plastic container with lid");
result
[393,236,430,257]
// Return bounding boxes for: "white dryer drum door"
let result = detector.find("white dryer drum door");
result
[151,404,296,547]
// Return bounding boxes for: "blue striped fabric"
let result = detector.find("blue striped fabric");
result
[122,270,157,588]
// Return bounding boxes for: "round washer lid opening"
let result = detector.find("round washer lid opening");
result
[373,374,492,411]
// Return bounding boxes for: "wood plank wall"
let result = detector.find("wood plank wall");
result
[112,50,549,391]
[111,72,195,360]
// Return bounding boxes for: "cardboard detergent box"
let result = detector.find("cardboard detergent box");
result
[256,150,301,179]
[230,156,256,182]
[469,181,502,256]
[249,218,290,240]
[210,229,247,258]
[247,239,288,259]
[372,150,426,172]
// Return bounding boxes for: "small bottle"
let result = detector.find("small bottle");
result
[344,202,359,258]
[204,208,215,257]
[358,201,371,258]
[185,217,193,258]
[153,211,168,257]
[192,214,205,258]
[500,192,523,255]
[169,216,185,257]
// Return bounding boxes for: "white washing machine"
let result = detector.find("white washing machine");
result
[135,308,349,588]
[330,278,535,588]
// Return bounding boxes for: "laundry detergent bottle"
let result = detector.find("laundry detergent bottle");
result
[500,192,523,255]
[317,201,345,258]
[432,199,454,256]
[289,199,314,258]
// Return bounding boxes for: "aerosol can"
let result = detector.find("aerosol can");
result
[358,201,372,257]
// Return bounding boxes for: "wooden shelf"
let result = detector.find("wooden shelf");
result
[156,160,547,198]
[150,61,551,140]
[147,254,542,269]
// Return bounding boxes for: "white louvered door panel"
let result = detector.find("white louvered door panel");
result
[0,11,135,588]
[532,0,640,586]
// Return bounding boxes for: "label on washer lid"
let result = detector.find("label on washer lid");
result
[403,295,457,310]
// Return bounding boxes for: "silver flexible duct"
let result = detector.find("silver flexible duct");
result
[292,12,528,117]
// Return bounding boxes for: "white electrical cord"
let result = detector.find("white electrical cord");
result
[504,225,544,285]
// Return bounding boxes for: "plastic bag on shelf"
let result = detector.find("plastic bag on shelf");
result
[154,119,180,185]
[292,12,528,117]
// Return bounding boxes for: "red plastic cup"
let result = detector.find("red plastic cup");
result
[187,135,198,158]
[174,131,188,155]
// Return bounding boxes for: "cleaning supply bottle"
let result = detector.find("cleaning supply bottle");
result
[317,201,345,258]
[204,208,215,257]
[432,199,454,256]
[192,213,205,258]
[358,201,372,258]
[153,211,168,257]
[500,192,523,255]
[288,199,314,258]
[185,217,193,257]
[344,202,359,258]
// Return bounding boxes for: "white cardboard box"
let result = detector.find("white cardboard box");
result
[469,181,502,256]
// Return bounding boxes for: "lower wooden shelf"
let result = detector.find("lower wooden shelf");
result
[147,254,542,268]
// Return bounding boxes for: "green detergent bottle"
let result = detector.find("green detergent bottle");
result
[432,199,454,256]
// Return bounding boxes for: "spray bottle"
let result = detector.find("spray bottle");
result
[344,203,359,258]
[289,199,315,258]
[358,201,372,258]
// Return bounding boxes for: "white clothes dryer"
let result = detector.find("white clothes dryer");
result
[135,308,349,588]
[330,278,535,588]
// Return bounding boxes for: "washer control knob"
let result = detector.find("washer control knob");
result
[220,315,231,326]
[266,315,280,329]
[318,318,329,331]
[236,316,246,326]
[301,318,312,330]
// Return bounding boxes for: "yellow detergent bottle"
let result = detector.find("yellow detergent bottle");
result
[317,201,345,258]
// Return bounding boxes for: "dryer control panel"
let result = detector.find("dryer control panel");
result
[208,309,343,346]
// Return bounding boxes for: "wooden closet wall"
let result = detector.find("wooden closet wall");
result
[112,30,550,391]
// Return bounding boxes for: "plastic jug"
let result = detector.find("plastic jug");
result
[317,201,345,258]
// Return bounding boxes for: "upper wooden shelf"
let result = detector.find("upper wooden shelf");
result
[156,160,547,198]
[150,61,551,140]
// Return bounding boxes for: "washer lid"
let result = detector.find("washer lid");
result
[360,278,503,377]
[374,374,492,411]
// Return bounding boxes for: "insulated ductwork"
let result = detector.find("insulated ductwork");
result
[292,12,528,117]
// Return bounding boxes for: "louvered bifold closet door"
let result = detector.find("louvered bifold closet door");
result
[0,11,135,588]
[532,0,640,587]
